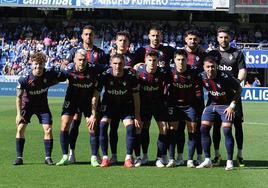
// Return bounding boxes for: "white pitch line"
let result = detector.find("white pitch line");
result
[243,122,266,125]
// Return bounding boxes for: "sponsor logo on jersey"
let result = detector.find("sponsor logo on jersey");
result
[209,90,226,97]
[173,83,193,89]
[143,85,159,91]
[219,64,232,71]
[107,89,127,95]
[29,87,49,95]
[72,83,93,88]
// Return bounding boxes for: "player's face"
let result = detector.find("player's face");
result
[81,29,94,45]
[145,55,158,71]
[203,61,217,79]
[74,54,87,72]
[185,34,199,50]
[217,32,230,49]
[32,60,45,76]
[111,57,124,77]
[149,29,162,47]
[116,35,129,52]
[174,54,187,71]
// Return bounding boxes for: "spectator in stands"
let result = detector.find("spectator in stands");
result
[252,77,261,87]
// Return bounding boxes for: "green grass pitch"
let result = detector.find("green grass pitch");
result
[0,96,267,188]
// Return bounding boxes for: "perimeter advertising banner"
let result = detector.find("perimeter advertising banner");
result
[0,0,215,10]
[243,50,268,68]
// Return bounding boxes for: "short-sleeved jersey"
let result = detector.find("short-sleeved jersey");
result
[168,64,201,106]
[60,63,101,102]
[185,46,206,72]
[217,47,246,78]
[136,64,168,104]
[97,68,139,106]
[67,45,108,65]
[17,69,61,108]
[201,70,240,105]
[134,45,175,67]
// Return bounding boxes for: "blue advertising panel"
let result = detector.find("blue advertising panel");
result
[241,87,268,102]
[0,0,214,10]
[243,49,268,68]
[0,82,67,97]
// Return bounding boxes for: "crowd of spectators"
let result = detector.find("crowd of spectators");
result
[1,20,267,75]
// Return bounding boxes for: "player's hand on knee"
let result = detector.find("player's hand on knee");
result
[224,107,235,121]
[86,115,97,131]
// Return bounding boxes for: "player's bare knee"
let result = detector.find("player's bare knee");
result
[16,124,26,137]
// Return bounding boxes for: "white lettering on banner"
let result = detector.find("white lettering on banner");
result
[245,51,268,65]
[23,0,72,6]
[242,89,268,101]
[131,0,168,6]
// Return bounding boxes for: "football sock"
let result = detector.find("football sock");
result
[237,149,243,158]
[157,134,167,157]
[212,120,221,150]
[200,125,211,158]
[188,133,196,160]
[177,122,185,154]
[99,121,109,156]
[168,130,177,159]
[16,138,25,158]
[60,131,69,155]
[141,128,150,154]
[196,122,203,155]
[223,127,234,160]
[234,121,243,150]
[126,124,135,155]
[90,132,98,156]
[109,119,120,155]
[69,119,81,150]
[44,139,53,158]
[134,133,141,157]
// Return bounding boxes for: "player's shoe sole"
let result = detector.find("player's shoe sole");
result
[196,160,212,168]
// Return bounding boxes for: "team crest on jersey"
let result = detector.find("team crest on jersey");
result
[155,78,159,82]
[122,81,127,86]
[110,81,114,85]
[205,82,209,87]
[195,56,200,61]
[229,54,233,61]
[43,79,47,83]
[93,52,98,59]
[187,76,191,79]
[28,79,34,86]
[217,84,221,88]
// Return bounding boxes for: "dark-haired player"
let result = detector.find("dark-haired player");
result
[210,26,247,167]
[196,56,242,171]
[134,51,169,167]
[167,49,202,168]
[91,54,142,168]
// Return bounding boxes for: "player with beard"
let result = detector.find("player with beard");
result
[175,30,206,166]
[196,56,242,171]
[56,49,102,167]
[66,25,108,164]
[209,26,247,167]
